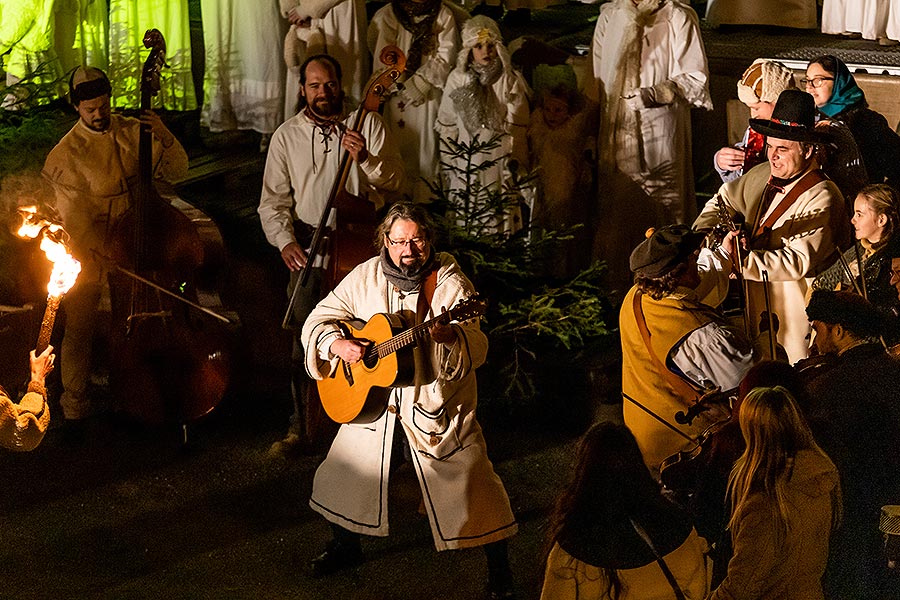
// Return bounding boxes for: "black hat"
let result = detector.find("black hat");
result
[629,225,705,278]
[749,89,829,143]
[69,66,111,105]
[806,290,884,340]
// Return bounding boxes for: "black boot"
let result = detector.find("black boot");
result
[484,539,516,600]
[310,524,364,578]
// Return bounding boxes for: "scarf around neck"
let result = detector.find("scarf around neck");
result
[818,58,866,118]
[392,0,442,74]
[450,57,505,136]
[380,247,437,292]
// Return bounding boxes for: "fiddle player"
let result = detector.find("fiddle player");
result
[694,89,847,363]
[805,290,900,600]
[620,224,756,476]
[258,54,404,457]
[301,202,517,598]
[42,66,188,430]
[1,346,54,451]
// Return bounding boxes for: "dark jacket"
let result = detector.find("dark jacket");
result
[833,104,900,192]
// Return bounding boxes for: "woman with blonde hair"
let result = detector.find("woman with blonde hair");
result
[812,183,900,343]
[709,386,841,600]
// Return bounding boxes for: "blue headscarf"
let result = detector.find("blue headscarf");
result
[817,56,866,118]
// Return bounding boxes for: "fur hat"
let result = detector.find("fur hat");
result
[737,59,795,106]
[749,89,829,143]
[69,66,111,105]
[629,225,706,278]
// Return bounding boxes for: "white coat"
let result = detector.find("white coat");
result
[302,252,518,551]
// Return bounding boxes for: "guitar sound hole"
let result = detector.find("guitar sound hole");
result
[362,348,378,369]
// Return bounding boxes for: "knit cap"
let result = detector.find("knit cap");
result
[737,59,795,106]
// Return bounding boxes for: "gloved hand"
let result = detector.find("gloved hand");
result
[400,73,430,107]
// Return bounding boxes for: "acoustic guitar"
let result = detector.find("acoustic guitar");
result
[317,296,487,424]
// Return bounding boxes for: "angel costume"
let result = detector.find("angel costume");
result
[369,0,460,201]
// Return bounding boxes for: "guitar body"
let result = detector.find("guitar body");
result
[318,312,415,424]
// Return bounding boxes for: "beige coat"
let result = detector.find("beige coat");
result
[694,162,846,363]
[302,252,517,550]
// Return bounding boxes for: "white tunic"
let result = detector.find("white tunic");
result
[369,4,460,201]
[302,252,517,550]
[591,0,711,225]
[258,109,405,252]
[201,0,288,134]
[822,0,887,41]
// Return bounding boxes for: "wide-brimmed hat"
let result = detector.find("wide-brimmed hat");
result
[629,225,705,278]
[749,89,829,143]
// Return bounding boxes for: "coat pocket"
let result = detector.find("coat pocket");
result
[410,403,462,460]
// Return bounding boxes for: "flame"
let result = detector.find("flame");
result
[15,205,81,297]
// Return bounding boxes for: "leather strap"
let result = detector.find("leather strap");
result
[630,518,688,600]
[632,291,701,404]
[754,169,826,238]
[416,267,438,325]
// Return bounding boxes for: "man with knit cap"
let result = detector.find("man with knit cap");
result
[714,58,795,183]
[42,66,188,428]
[619,225,755,475]
[805,290,900,600]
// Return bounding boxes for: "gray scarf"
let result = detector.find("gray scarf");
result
[380,247,437,292]
[449,57,505,137]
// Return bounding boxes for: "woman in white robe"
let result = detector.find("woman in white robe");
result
[369,0,460,201]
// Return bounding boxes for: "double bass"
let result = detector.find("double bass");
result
[107,30,230,435]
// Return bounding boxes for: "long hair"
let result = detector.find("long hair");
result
[857,183,900,249]
[545,422,664,599]
[373,201,438,251]
[726,386,838,541]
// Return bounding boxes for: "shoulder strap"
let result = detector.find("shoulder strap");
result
[754,169,826,238]
[632,291,701,402]
[629,518,688,600]
[415,267,438,324]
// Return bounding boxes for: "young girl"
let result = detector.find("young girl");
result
[709,386,841,600]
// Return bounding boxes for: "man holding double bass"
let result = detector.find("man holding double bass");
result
[300,202,517,598]
[258,54,405,456]
[43,66,188,429]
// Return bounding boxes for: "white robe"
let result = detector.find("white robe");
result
[302,252,517,551]
[369,4,460,201]
[591,0,711,225]
[201,0,288,134]
[436,65,531,233]
[822,0,888,40]
[281,0,368,117]
[706,0,817,29]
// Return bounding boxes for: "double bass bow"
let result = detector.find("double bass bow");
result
[282,46,406,329]
[107,29,231,436]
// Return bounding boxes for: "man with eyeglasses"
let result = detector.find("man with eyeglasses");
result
[300,202,518,598]
[258,54,405,457]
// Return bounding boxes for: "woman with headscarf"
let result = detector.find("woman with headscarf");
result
[435,15,530,233]
[805,55,900,192]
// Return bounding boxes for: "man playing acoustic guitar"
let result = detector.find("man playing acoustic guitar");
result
[301,202,518,599]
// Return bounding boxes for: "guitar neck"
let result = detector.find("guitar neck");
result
[374,311,451,358]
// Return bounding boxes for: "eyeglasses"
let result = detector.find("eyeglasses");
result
[386,236,426,249]
[800,77,834,89]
